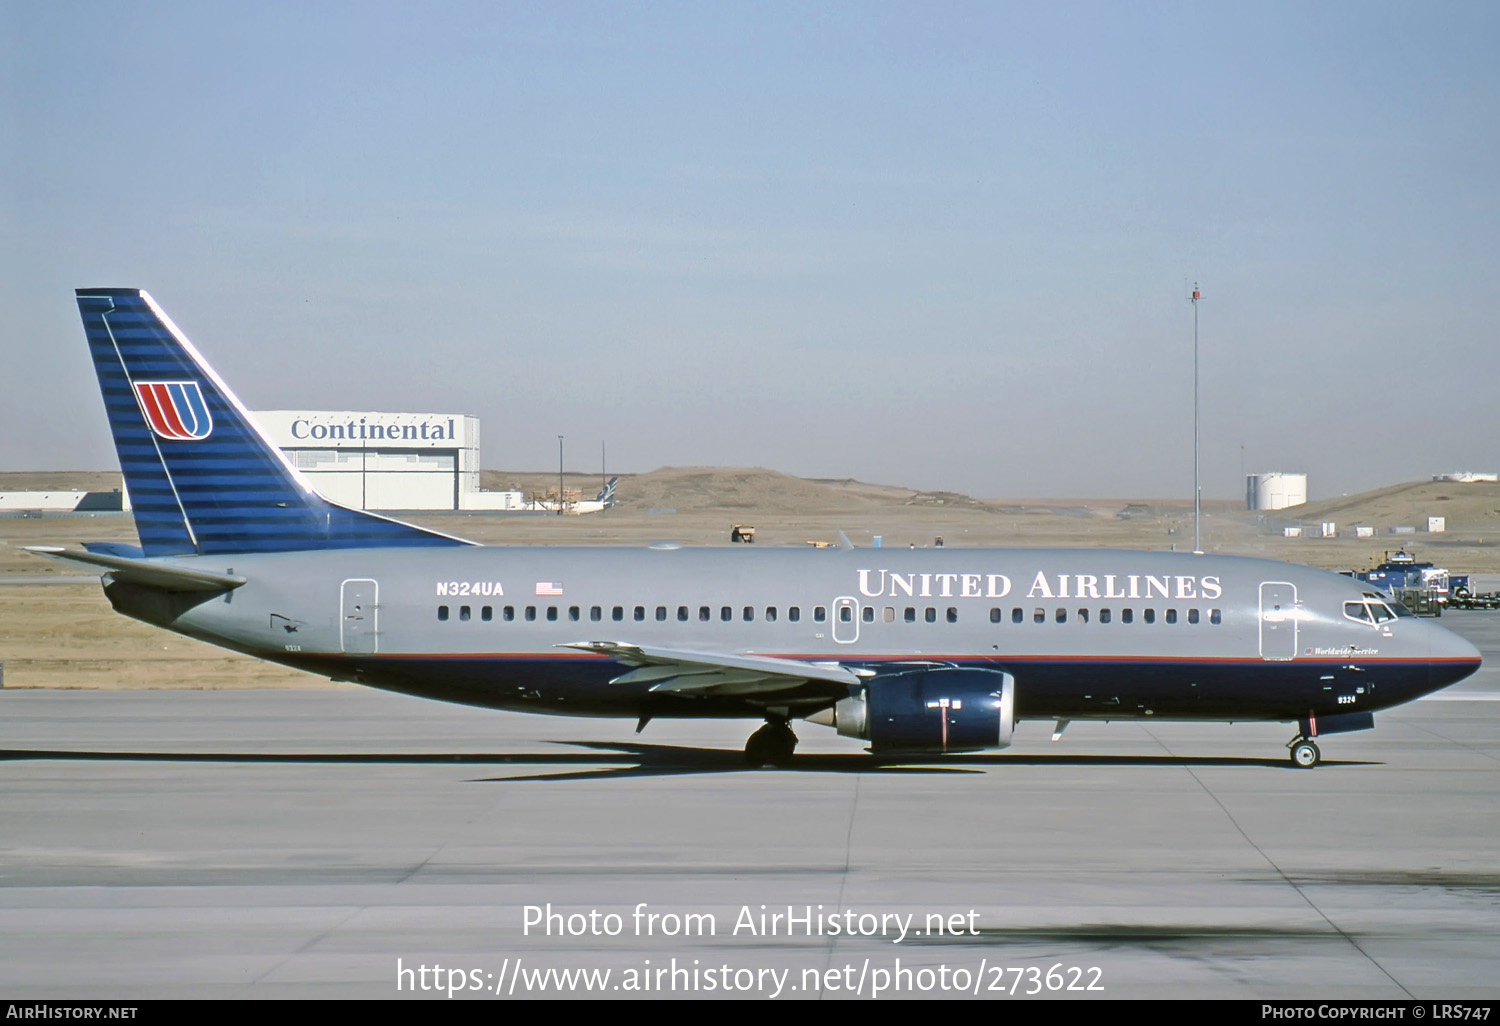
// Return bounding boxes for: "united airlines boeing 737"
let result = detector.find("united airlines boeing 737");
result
[32,289,1482,768]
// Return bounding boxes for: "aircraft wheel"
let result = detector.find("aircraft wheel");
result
[1289,739,1320,769]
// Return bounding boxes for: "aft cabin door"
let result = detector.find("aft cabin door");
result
[341,579,379,654]
[1258,581,1297,661]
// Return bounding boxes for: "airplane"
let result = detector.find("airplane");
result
[30,288,1482,769]
[519,476,619,514]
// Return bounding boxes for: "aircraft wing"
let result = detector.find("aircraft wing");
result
[25,546,246,592]
[559,641,868,697]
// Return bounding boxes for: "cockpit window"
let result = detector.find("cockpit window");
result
[1388,600,1415,617]
[1345,597,1400,625]
[1360,592,1398,622]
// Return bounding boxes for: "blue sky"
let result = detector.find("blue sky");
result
[4,1,1497,498]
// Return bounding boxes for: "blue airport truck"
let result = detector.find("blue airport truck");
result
[1346,550,1455,616]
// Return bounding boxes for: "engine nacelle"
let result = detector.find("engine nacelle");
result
[831,668,1014,753]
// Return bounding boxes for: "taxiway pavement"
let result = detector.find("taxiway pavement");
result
[2,614,1498,1000]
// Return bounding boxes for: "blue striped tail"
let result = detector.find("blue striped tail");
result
[76,288,470,556]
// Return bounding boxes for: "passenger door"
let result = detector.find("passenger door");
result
[1258,581,1298,661]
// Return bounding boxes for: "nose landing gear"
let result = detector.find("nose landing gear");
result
[745,718,798,767]
[1288,737,1321,768]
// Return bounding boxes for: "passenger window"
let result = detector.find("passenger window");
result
[1187,608,1199,624]
[990,608,1002,624]
[744,606,755,622]
[525,606,536,622]
[1165,609,1177,624]
[611,605,623,622]
[1143,609,1155,624]
[437,605,449,621]
[882,606,894,623]
[1033,608,1045,624]
[925,607,937,623]
[1012,608,1023,624]
[1055,608,1066,623]
[460,606,471,621]
[1122,608,1133,624]
[633,606,645,622]
[656,606,667,622]
[481,606,492,622]
[590,606,601,622]
[546,606,558,622]
[677,606,688,622]
[569,606,580,622]
[814,606,826,622]
[1210,608,1222,625]
[1100,608,1112,623]
[699,606,711,622]
[907,607,917,623]
[722,606,733,622]
[504,605,515,622]
[839,607,852,623]
[862,606,874,623]
[788,607,800,622]
[767,607,778,622]
[1077,608,1089,623]
[947,607,958,623]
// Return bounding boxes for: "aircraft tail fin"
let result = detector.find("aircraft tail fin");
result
[75,288,471,556]
[595,476,620,507]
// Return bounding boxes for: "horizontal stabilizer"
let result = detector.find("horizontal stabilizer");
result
[25,546,246,592]
[82,541,146,559]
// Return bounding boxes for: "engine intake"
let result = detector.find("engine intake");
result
[831,667,1014,753]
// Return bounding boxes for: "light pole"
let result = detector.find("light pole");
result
[1191,283,1201,554]
[558,435,565,516]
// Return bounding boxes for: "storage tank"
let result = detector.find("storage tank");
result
[1246,472,1308,511]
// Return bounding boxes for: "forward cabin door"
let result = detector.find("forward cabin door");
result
[1258,581,1298,661]
[341,578,379,654]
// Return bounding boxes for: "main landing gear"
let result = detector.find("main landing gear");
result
[745,718,798,767]
[1287,736,1321,769]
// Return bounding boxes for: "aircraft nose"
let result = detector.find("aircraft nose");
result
[1427,622,1482,690]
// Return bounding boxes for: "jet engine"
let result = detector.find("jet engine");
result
[825,667,1014,753]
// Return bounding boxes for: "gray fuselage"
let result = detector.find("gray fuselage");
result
[103,544,1481,726]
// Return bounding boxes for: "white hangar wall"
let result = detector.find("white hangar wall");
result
[253,410,521,511]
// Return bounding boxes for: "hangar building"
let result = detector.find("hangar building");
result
[253,410,522,511]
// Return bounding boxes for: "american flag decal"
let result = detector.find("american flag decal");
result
[134,381,213,440]
[535,581,564,596]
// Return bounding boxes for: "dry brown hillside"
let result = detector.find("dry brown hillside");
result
[1280,481,1500,533]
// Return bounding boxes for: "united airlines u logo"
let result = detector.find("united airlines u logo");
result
[134,381,214,440]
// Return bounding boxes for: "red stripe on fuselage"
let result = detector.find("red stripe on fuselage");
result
[366,651,1476,665]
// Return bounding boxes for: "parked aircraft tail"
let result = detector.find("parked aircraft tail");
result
[596,476,619,507]
[74,288,470,557]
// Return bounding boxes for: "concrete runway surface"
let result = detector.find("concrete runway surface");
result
[2,614,1498,1000]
